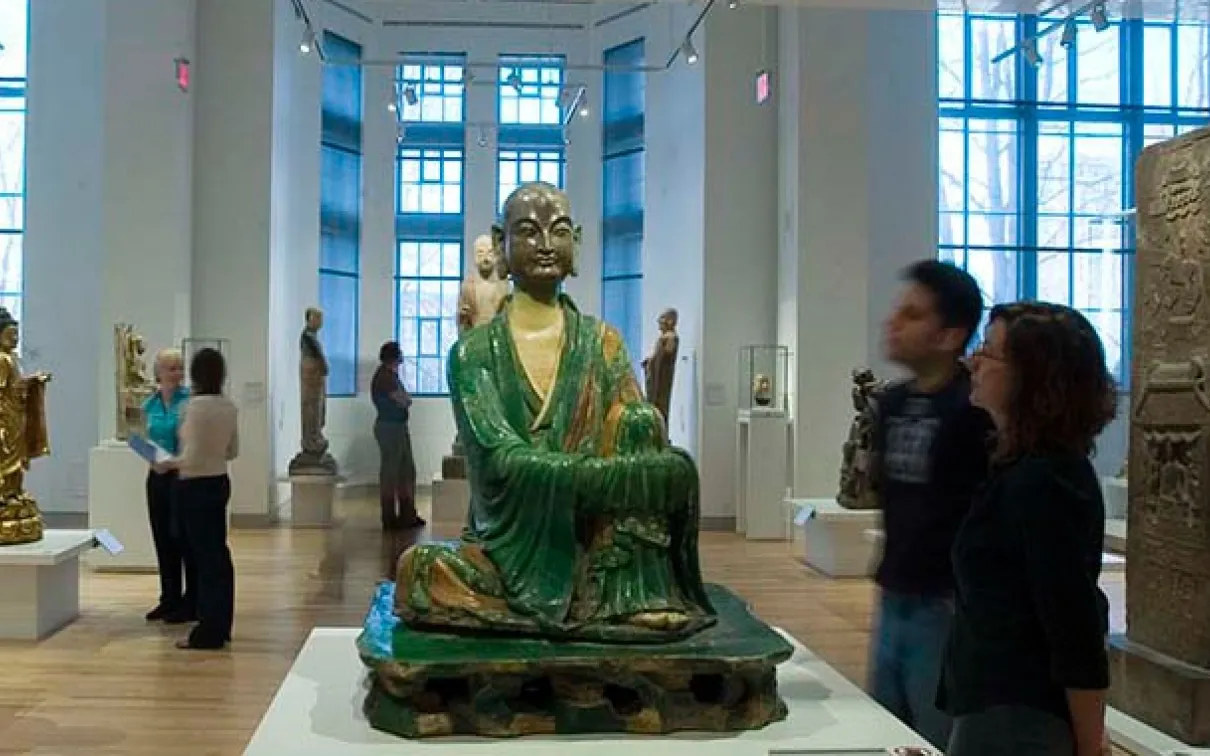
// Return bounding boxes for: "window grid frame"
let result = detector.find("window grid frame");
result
[395,53,468,397]
[0,1,28,327]
[937,13,1210,387]
[497,55,568,210]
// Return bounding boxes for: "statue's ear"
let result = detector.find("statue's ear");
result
[570,225,583,277]
[492,224,507,274]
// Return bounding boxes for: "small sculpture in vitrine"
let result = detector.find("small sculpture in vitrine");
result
[837,367,889,510]
[739,345,789,413]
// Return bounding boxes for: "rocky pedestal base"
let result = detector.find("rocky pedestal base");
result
[1109,633,1210,745]
[288,450,338,476]
[357,582,793,739]
[0,498,43,546]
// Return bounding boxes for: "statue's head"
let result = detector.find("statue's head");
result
[472,234,498,278]
[493,182,581,296]
[305,307,324,331]
[0,307,18,351]
[658,308,678,331]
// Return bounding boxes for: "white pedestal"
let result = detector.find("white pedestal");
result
[288,475,340,528]
[1102,476,1128,520]
[431,478,470,526]
[243,626,935,756]
[736,408,790,541]
[87,439,156,572]
[788,498,881,578]
[1108,705,1210,756]
[0,529,94,640]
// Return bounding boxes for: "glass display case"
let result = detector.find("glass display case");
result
[181,338,231,385]
[738,344,789,414]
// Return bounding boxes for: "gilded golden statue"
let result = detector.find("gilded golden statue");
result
[0,307,52,545]
[114,323,153,440]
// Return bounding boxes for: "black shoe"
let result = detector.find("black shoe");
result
[145,604,174,621]
[163,607,198,624]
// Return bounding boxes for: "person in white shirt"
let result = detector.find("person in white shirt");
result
[163,348,238,650]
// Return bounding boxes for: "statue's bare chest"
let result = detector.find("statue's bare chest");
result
[511,325,563,401]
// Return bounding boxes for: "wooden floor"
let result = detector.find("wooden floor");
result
[0,496,1128,755]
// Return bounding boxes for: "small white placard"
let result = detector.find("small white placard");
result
[92,528,125,556]
[793,504,817,526]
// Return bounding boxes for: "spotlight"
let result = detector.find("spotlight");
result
[681,38,699,65]
[299,29,315,54]
[728,0,739,7]
[477,128,488,148]
[1089,1,1109,31]
[387,100,397,113]
[507,70,522,92]
[403,84,418,106]
[1060,19,1076,49]
[579,104,590,118]
[1022,39,1042,67]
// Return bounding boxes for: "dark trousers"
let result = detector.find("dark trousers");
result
[870,590,955,749]
[374,420,417,527]
[146,470,196,611]
[948,705,1075,756]
[177,474,234,646]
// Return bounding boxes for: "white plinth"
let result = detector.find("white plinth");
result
[1102,476,1128,520]
[736,409,790,541]
[1108,705,1210,756]
[288,475,340,528]
[87,439,156,572]
[243,626,934,756]
[0,529,94,640]
[788,498,880,579]
[431,478,470,526]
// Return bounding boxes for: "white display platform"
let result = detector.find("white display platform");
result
[243,627,934,756]
[1108,705,1210,756]
[87,439,156,572]
[1105,518,1127,554]
[788,498,880,578]
[736,408,790,541]
[431,478,469,526]
[1102,476,1128,520]
[288,475,342,528]
[0,529,95,640]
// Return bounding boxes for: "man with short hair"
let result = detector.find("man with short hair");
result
[869,259,993,749]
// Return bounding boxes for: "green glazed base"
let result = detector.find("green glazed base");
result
[357,581,794,738]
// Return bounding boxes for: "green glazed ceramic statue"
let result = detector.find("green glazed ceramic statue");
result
[395,182,714,643]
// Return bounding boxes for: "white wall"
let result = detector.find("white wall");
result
[25,0,195,513]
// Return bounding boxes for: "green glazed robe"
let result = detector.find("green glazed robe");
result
[397,295,714,642]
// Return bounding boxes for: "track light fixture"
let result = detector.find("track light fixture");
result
[1022,39,1042,67]
[728,0,740,8]
[1060,19,1076,49]
[1089,1,1109,31]
[299,29,315,55]
[681,37,699,65]
[507,69,522,92]
[403,84,418,107]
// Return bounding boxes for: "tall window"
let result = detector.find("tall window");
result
[938,13,1210,385]
[497,55,566,210]
[395,55,466,395]
[601,40,646,362]
[318,33,363,397]
[0,0,27,323]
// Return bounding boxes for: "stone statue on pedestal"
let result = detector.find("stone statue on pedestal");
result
[0,308,51,546]
[289,307,337,476]
[114,323,154,440]
[837,367,888,510]
[1108,126,1210,745]
[357,183,792,739]
[642,308,679,428]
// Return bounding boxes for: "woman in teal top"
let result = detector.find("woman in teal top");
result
[143,348,195,623]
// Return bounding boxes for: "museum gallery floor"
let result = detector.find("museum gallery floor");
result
[0,496,1129,755]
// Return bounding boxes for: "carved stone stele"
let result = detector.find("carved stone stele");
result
[837,367,888,510]
[114,323,153,441]
[1108,126,1210,745]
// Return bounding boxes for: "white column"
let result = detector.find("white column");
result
[779,8,937,498]
[24,0,195,513]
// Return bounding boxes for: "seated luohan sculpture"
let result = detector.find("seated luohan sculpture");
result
[395,183,713,642]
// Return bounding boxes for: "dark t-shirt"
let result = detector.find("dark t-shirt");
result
[873,369,994,596]
[371,365,409,424]
[939,452,1110,722]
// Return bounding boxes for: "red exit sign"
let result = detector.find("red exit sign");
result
[175,57,191,92]
[755,69,771,104]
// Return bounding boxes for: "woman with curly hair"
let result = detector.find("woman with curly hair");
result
[940,302,1116,756]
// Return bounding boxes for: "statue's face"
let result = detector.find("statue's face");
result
[496,183,579,289]
[659,311,677,331]
[307,310,323,331]
[473,238,497,276]
[0,324,17,350]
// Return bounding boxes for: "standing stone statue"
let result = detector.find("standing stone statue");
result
[114,323,154,440]
[641,308,679,427]
[1108,126,1210,745]
[837,367,888,510]
[289,307,337,475]
[457,234,510,334]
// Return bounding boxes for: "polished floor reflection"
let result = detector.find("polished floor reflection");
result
[0,494,1127,755]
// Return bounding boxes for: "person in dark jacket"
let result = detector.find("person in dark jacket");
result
[942,301,1115,756]
[371,341,422,530]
